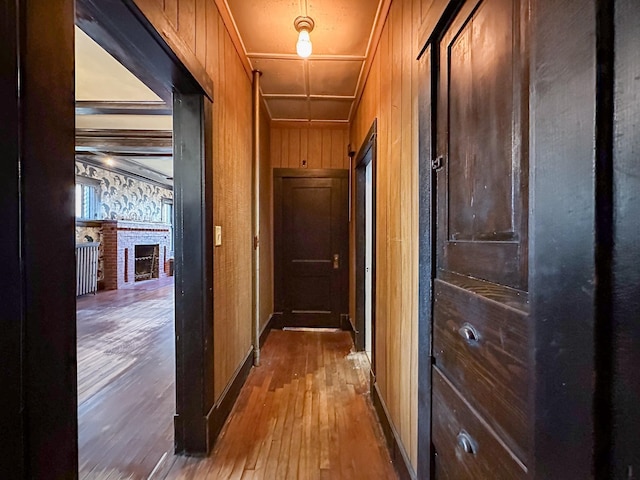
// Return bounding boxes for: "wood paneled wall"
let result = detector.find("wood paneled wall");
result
[350,0,422,470]
[259,105,273,331]
[270,124,350,170]
[132,0,271,402]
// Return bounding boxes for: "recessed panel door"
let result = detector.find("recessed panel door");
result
[275,172,348,328]
[431,0,531,477]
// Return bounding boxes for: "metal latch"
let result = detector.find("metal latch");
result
[431,155,444,171]
[333,254,340,269]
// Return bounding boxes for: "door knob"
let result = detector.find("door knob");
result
[333,254,340,269]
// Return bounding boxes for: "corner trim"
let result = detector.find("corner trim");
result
[207,348,254,446]
[371,378,416,480]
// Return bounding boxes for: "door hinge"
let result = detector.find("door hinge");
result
[431,155,444,171]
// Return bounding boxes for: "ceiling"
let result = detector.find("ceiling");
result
[75,27,174,185]
[223,0,387,122]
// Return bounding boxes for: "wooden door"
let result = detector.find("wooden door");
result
[274,170,348,329]
[430,0,530,478]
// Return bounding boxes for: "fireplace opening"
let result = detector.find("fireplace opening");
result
[134,244,159,282]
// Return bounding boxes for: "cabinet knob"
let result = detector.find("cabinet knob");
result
[458,323,480,345]
[457,431,478,455]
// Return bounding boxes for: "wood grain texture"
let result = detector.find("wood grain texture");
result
[164,330,398,480]
[77,279,175,479]
[433,278,530,461]
[612,1,640,475]
[530,0,598,477]
[131,0,262,405]
[259,104,274,332]
[270,125,349,171]
[349,0,421,469]
[432,368,527,479]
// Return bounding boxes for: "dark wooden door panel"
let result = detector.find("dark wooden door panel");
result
[433,277,529,461]
[275,170,348,328]
[432,0,531,475]
[437,0,528,290]
[432,368,527,480]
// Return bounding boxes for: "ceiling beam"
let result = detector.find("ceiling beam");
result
[76,128,172,156]
[75,101,171,116]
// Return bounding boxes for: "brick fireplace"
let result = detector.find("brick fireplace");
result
[101,220,171,290]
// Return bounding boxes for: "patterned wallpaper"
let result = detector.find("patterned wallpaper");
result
[75,160,172,222]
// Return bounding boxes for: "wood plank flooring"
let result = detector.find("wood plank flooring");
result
[164,330,398,480]
[78,281,397,479]
[77,278,175,479]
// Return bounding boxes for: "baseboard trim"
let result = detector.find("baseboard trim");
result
[207,348,254,446]
[371,376,417,480]
[259,313,277,348]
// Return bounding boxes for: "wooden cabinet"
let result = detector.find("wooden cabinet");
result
[430,0,531,476]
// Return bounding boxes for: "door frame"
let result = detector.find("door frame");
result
[273,168,349,329]
[354,120,377,368]
[417,1,612,478]
[1,1,216,474]
[75,0,216,456]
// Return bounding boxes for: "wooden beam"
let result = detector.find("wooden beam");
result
[75,128,173,155]
[75,100,171,116]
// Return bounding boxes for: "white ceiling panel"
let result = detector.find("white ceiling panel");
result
[267,98,310,120]
[309,98,352,121]
[251,58,308,95]
[224,0,385,121]
[308,60,362,96]
[306,0,378,56]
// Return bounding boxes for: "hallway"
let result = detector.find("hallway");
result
[77,281,396,479]
[165,330,397,479]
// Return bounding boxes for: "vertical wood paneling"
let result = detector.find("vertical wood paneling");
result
[349,0,421,469]
[288,129,300,168]
[164,0,178,29]
[308,129,322,168]
[331,129,344,169]
[259,106,273,331]
[321,130,332,168]
[195,0,207,65]
[178,0,196,53]
[300,129,309,166]
[271,129,282,168]
[269,125,348,172]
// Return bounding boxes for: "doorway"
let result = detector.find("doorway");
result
[274,169,349,329]
[75,0,215,470]
[355,121,377,365]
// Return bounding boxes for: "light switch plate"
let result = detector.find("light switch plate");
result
[215,225,222,246]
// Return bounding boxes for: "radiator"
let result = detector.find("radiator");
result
[76,242,100,296]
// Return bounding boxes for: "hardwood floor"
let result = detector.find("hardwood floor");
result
[78,282,396,479]
[164,330,398,480]
[77,278,175,479]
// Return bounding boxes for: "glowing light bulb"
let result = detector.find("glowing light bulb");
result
[296,29,312,58]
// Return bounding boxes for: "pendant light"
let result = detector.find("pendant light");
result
[294,16,315,58]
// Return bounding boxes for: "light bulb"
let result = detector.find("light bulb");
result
[296,29,312,58]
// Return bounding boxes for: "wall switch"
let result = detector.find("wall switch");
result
[215,225,222,246]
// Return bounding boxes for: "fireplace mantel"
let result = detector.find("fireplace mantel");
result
[101,220,171,290]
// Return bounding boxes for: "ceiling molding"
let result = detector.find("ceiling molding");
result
[75,101,171,116]
[213,0,254,79]
[247,53,367,62]
[270,120,349,129]
[350,0,393,123]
